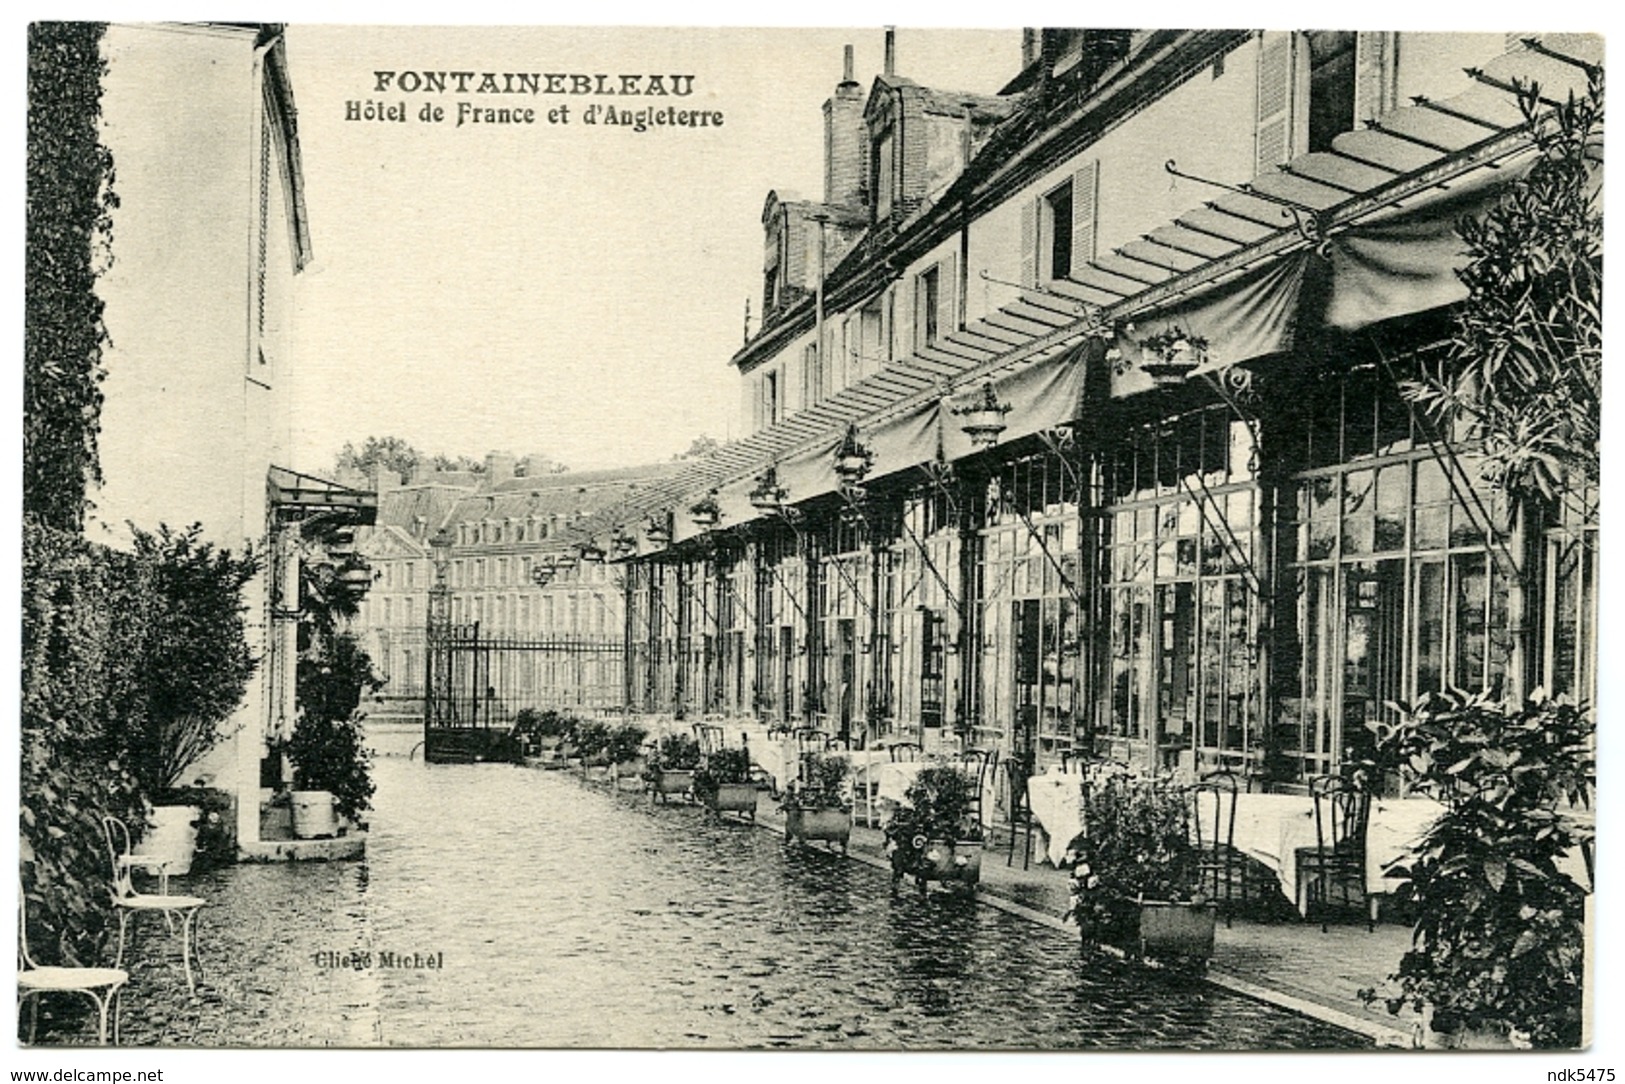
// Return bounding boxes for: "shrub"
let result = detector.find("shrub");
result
[1361,691,1593,1048]
[785,752,852,811]
[644,733,702,778]
[128,523,261,796]
[605,723,649,765]
[572,720,612,764]
[1063,775,1204,946]
[293,627,382,823]
[884,766,982,852]
[693,747,752,801]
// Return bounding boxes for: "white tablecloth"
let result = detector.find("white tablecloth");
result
[1230,793,1451,912]
[872,760,998,831]
[1027,769,1087,865]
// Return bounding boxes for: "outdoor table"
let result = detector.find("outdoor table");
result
[1027,767,1087,866]
[1364,797,1447,905]
[1229,792,1318,911]
[745,730,796,794]
[828,748,890,826]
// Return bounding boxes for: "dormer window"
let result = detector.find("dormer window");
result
[873,129,895,220]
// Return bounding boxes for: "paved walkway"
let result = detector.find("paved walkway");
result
[752,793,1421,1047]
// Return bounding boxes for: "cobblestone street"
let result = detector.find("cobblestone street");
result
[40,758,1369,1049]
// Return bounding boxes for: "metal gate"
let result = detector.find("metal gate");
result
[424,621,625,762]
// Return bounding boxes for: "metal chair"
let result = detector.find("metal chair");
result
[957,748,998,838]
[1294,775,1373,932]
[1004,759,1037,869]
[693,723,727,756]
[888,741,923,763]
[18,889,128,1045]
[1190,770,1241,925]
[102,816,206,993]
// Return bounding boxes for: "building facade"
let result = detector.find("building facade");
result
[353,456,681,726]
[87,23,334,846]
[589,29,1600,786]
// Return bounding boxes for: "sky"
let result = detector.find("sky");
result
[282,25,1022,476]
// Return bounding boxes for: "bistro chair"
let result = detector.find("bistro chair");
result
[18,889,129,1045]
[957,748,998,837]
[102,816,207,993]
[1294,775,1373,932]
[1004,759,1037,869]
[888,741,923,763]
[693,723,727,757]
[1190,770,1241,925]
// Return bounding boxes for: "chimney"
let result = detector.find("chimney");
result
[884,27,896,77]
[484,451,516,487]
[375,466,399,500]
[823,43,867,208]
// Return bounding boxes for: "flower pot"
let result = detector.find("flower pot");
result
[894,838,982,895]
[1413,1005,1528,1050]
[290,790,339,839]
[140,804,201,877]
[651,768,696,802]
[784,806,852,852]
[707,781,758,819]
[1136,899,1216,962]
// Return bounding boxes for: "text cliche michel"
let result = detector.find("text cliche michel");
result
[348,70,724,131]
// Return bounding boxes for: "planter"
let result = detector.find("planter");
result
[707,782,758,819]
[1135,899,1216,963]
[290,791,339,840]
[612,760,646,791]
[1413,1005,1528,1050]
[140,804,201,876]
[784,806,852,852]
[891,838,982,896]
[650,768,696,803]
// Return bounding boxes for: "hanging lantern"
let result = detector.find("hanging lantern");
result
[953,382,1012,448]
[576,538,607,564]
[531,561,557,588]
[832,423,874,488]
[610,529,638,559]
[645,512,673,546]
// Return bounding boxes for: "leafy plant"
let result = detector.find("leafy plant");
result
[571,719,612,764]
[1403,76,1602,509]
[169,786,235,871]
[693,747,753,801]
[26,22,116,533]
[1359,690,1593,1048]
[129,523,262,795]
[513,708,572,740]
[605,723,649,765]
[884,766,983,847]
[286,711,374,824]
[785,752,852,811]
[293,619,382,822]
[1063,775,1204,945]
[644,733,702,776]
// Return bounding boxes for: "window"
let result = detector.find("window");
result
[764,370,781,427]
[1307,31,1356,153]
[874,130,895,219]
[802,341,822,407]
[1046,181,1074,280]
[915,265,940,350]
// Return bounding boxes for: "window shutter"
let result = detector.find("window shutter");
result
[1255,31,1298,174]
[882,286,895,361]
[894,279,914,358]
[938,251,958,335]
[1354,31,1398,123]
[1020,198,1038,286]
[1071,160,1100,273]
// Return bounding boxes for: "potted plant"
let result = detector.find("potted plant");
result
[513,708,572,762]
[782,752,852,853]
[606,722,650,789]
[286,709,374,838]
[571,719,613,776]
[1358,691,1593,1050]
[643,733,703,803]
[1062,774,1215,966]
[126,525,262,874]
[883,766,983,896]
[694,747,757,820]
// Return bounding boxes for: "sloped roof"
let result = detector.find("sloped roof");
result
[586,34,1600,547]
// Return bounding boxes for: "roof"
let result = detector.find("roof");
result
[587,34,1601,550]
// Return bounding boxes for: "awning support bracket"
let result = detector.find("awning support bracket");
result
[1166,160,1334,258]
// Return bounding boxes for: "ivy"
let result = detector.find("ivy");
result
[26,22,117,532]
